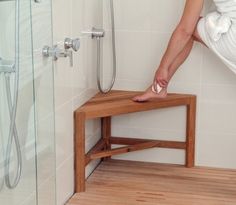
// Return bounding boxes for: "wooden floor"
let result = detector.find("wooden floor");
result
[67,160,236,205]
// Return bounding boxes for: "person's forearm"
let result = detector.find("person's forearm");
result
[159,27,193,71]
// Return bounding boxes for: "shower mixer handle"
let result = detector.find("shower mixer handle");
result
[67,50,73,67]
[42,45,74,67]
[81,27,105,39]
[42,45,64,60]
[64,38,80,52]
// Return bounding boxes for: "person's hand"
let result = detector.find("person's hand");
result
[154,67,169,88]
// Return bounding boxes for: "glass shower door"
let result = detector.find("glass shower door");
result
[31,0,56,204]
[0,0,38,205]
[0,0,56,205]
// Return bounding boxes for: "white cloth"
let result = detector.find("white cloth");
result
[197,0,236,74]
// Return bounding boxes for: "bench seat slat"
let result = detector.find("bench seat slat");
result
[75,90,196,119]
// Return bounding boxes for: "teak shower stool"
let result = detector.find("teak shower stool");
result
[74,90,196,192]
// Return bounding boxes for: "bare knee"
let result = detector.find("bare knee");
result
[192,17,205,45]
[192,29,200,41]
[192,30,206,46]
[193,35,200,42]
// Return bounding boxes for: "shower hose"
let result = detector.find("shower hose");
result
[0,0,22,191]
[0,65,22,192]
[97,0,117,93]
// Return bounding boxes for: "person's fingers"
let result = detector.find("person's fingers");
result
[158,80,167,88]
[156,77,167,82]
[158,82,164,87]
[154,77,169,89]
[159,79,169,87]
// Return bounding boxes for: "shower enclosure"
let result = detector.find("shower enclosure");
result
[0,0,56,205]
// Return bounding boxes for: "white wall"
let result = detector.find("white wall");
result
[103,0,236,169]
[52,0,103,204]
[51,0,236,204]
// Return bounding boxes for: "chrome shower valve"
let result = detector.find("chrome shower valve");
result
[64,38,80,51]
[42,45,74,67]
[42,37,80,67]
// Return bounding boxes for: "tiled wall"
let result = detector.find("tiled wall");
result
[51,0,236,204]
[103,0,236,169]
[52,0,102,204]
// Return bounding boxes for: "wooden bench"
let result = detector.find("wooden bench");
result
[74,90,197,192]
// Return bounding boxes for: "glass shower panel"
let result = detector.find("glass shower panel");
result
[0,0,37,205]
[31,0,56,205]
[0,0,56,204]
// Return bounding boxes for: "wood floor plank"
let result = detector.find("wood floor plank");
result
[67,160,236,205]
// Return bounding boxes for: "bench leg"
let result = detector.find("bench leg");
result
[186,98,196,168]
[75,112,86,192]
[102,117,111,160]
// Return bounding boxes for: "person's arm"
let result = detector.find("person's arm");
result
[156,0,204,86]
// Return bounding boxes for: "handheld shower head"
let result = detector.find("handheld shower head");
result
[0,58,15,73]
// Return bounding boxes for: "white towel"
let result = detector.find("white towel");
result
[197,0,236,74]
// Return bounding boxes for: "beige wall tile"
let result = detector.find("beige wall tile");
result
[52,0,102,204]
[103,0,236,170]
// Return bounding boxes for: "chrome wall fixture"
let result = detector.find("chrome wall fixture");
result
[42,37,80,67]
[64,38,80,51]
[0,59,15,73]
[81,27,105,39]
[82,0,117,93]
[42,45,74,66]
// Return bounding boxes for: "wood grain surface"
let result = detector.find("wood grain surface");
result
[74,90,197,193]
[68,160,236,205]
[75,90,196,119]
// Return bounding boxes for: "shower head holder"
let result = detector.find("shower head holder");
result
[81,27,105,39]
[0,58,15,73]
